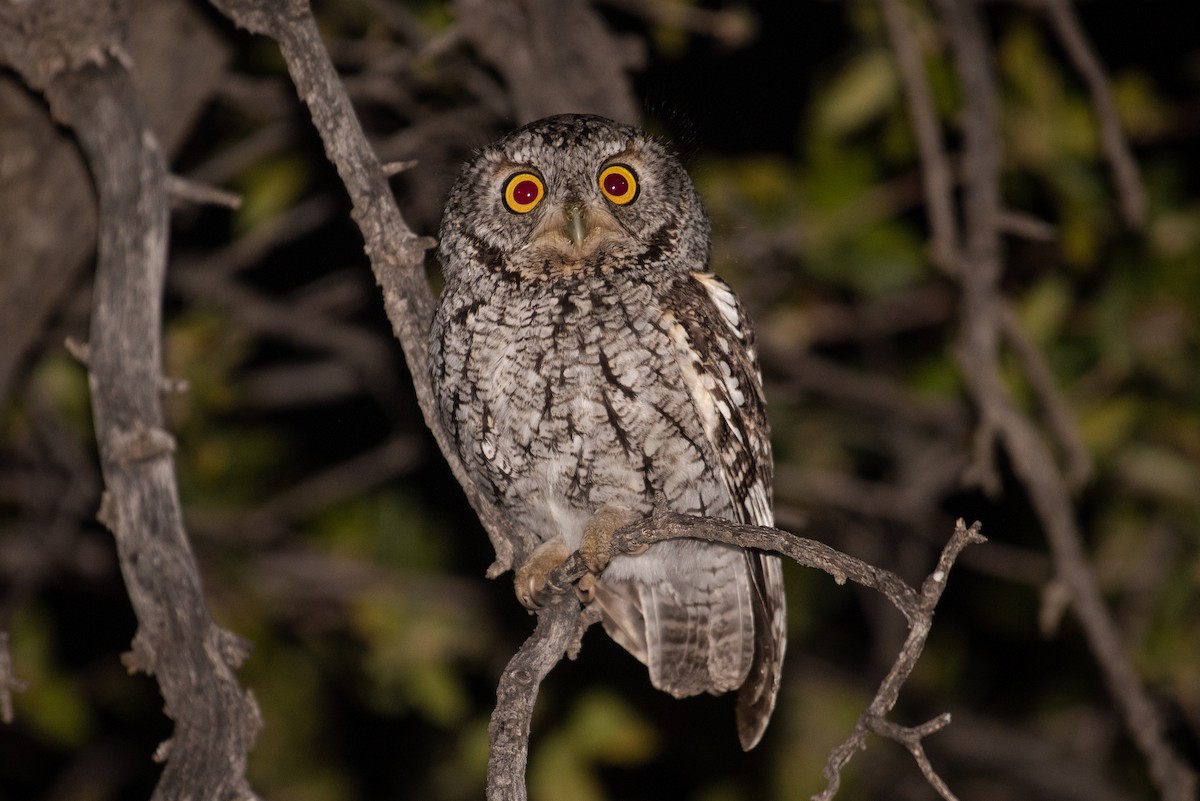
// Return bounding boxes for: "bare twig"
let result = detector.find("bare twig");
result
[167,174,243,209]
[997,208,1058,242]
[1040,0,1147,227]
[814,519,984,801]
[382,158,418,176]
[877,0,959,272]
[999,301,1092,490]
[872,714,958,801]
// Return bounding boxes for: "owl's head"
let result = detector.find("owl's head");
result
[439,114,711,281]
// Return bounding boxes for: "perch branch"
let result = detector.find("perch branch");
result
[525,512,984,801]
[486,597,584,801]
[548,509,927,624]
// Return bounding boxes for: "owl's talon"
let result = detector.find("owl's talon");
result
[580,505,640,574]
[514,538,571,609]
[577,572,597,604]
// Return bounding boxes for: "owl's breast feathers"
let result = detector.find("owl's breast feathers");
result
[433,268,738,513]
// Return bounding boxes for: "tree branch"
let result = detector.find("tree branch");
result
[935,2,1197,798]
[877,0,960,272]
[515,512,984,801]
[1040,0,1147,228]
[486,597,584,801]
[814,519,983,801]
[0,2,262,798]
[549,508,927,624]
[936,0,1009,499]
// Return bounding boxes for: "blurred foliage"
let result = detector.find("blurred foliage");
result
[529,690,659,801]
[2,0,1199,800]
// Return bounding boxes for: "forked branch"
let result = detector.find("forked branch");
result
[484,515,985,801]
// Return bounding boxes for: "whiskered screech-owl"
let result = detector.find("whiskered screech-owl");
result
[430,114,785,749]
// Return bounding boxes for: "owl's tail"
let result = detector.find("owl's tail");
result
[735,552,786,750]
[590,542,783,748]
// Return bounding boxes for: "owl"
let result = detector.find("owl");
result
[429,114,785,749]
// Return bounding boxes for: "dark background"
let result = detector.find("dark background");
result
[1,1,1198,799]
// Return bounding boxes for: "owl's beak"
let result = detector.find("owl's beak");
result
[564,201,589,249]
[525,196,618,258]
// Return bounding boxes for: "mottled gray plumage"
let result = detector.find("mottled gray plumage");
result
[430,114,784,749]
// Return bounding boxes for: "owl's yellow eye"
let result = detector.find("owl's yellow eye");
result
[598,164,638,205]
[502,172,544,214]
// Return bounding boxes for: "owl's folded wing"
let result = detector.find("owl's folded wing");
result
[660,271,786,750]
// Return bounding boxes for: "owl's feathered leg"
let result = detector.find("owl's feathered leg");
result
[579,504,644,574]
[514,505,646,609]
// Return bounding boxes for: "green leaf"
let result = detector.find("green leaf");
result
[9,610,93,747]
[814,49,898,138]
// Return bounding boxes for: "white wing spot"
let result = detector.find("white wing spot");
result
[744,478,772,526]
[717,360,745,407]
[691,272,744,339]
[665,312,720,443]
